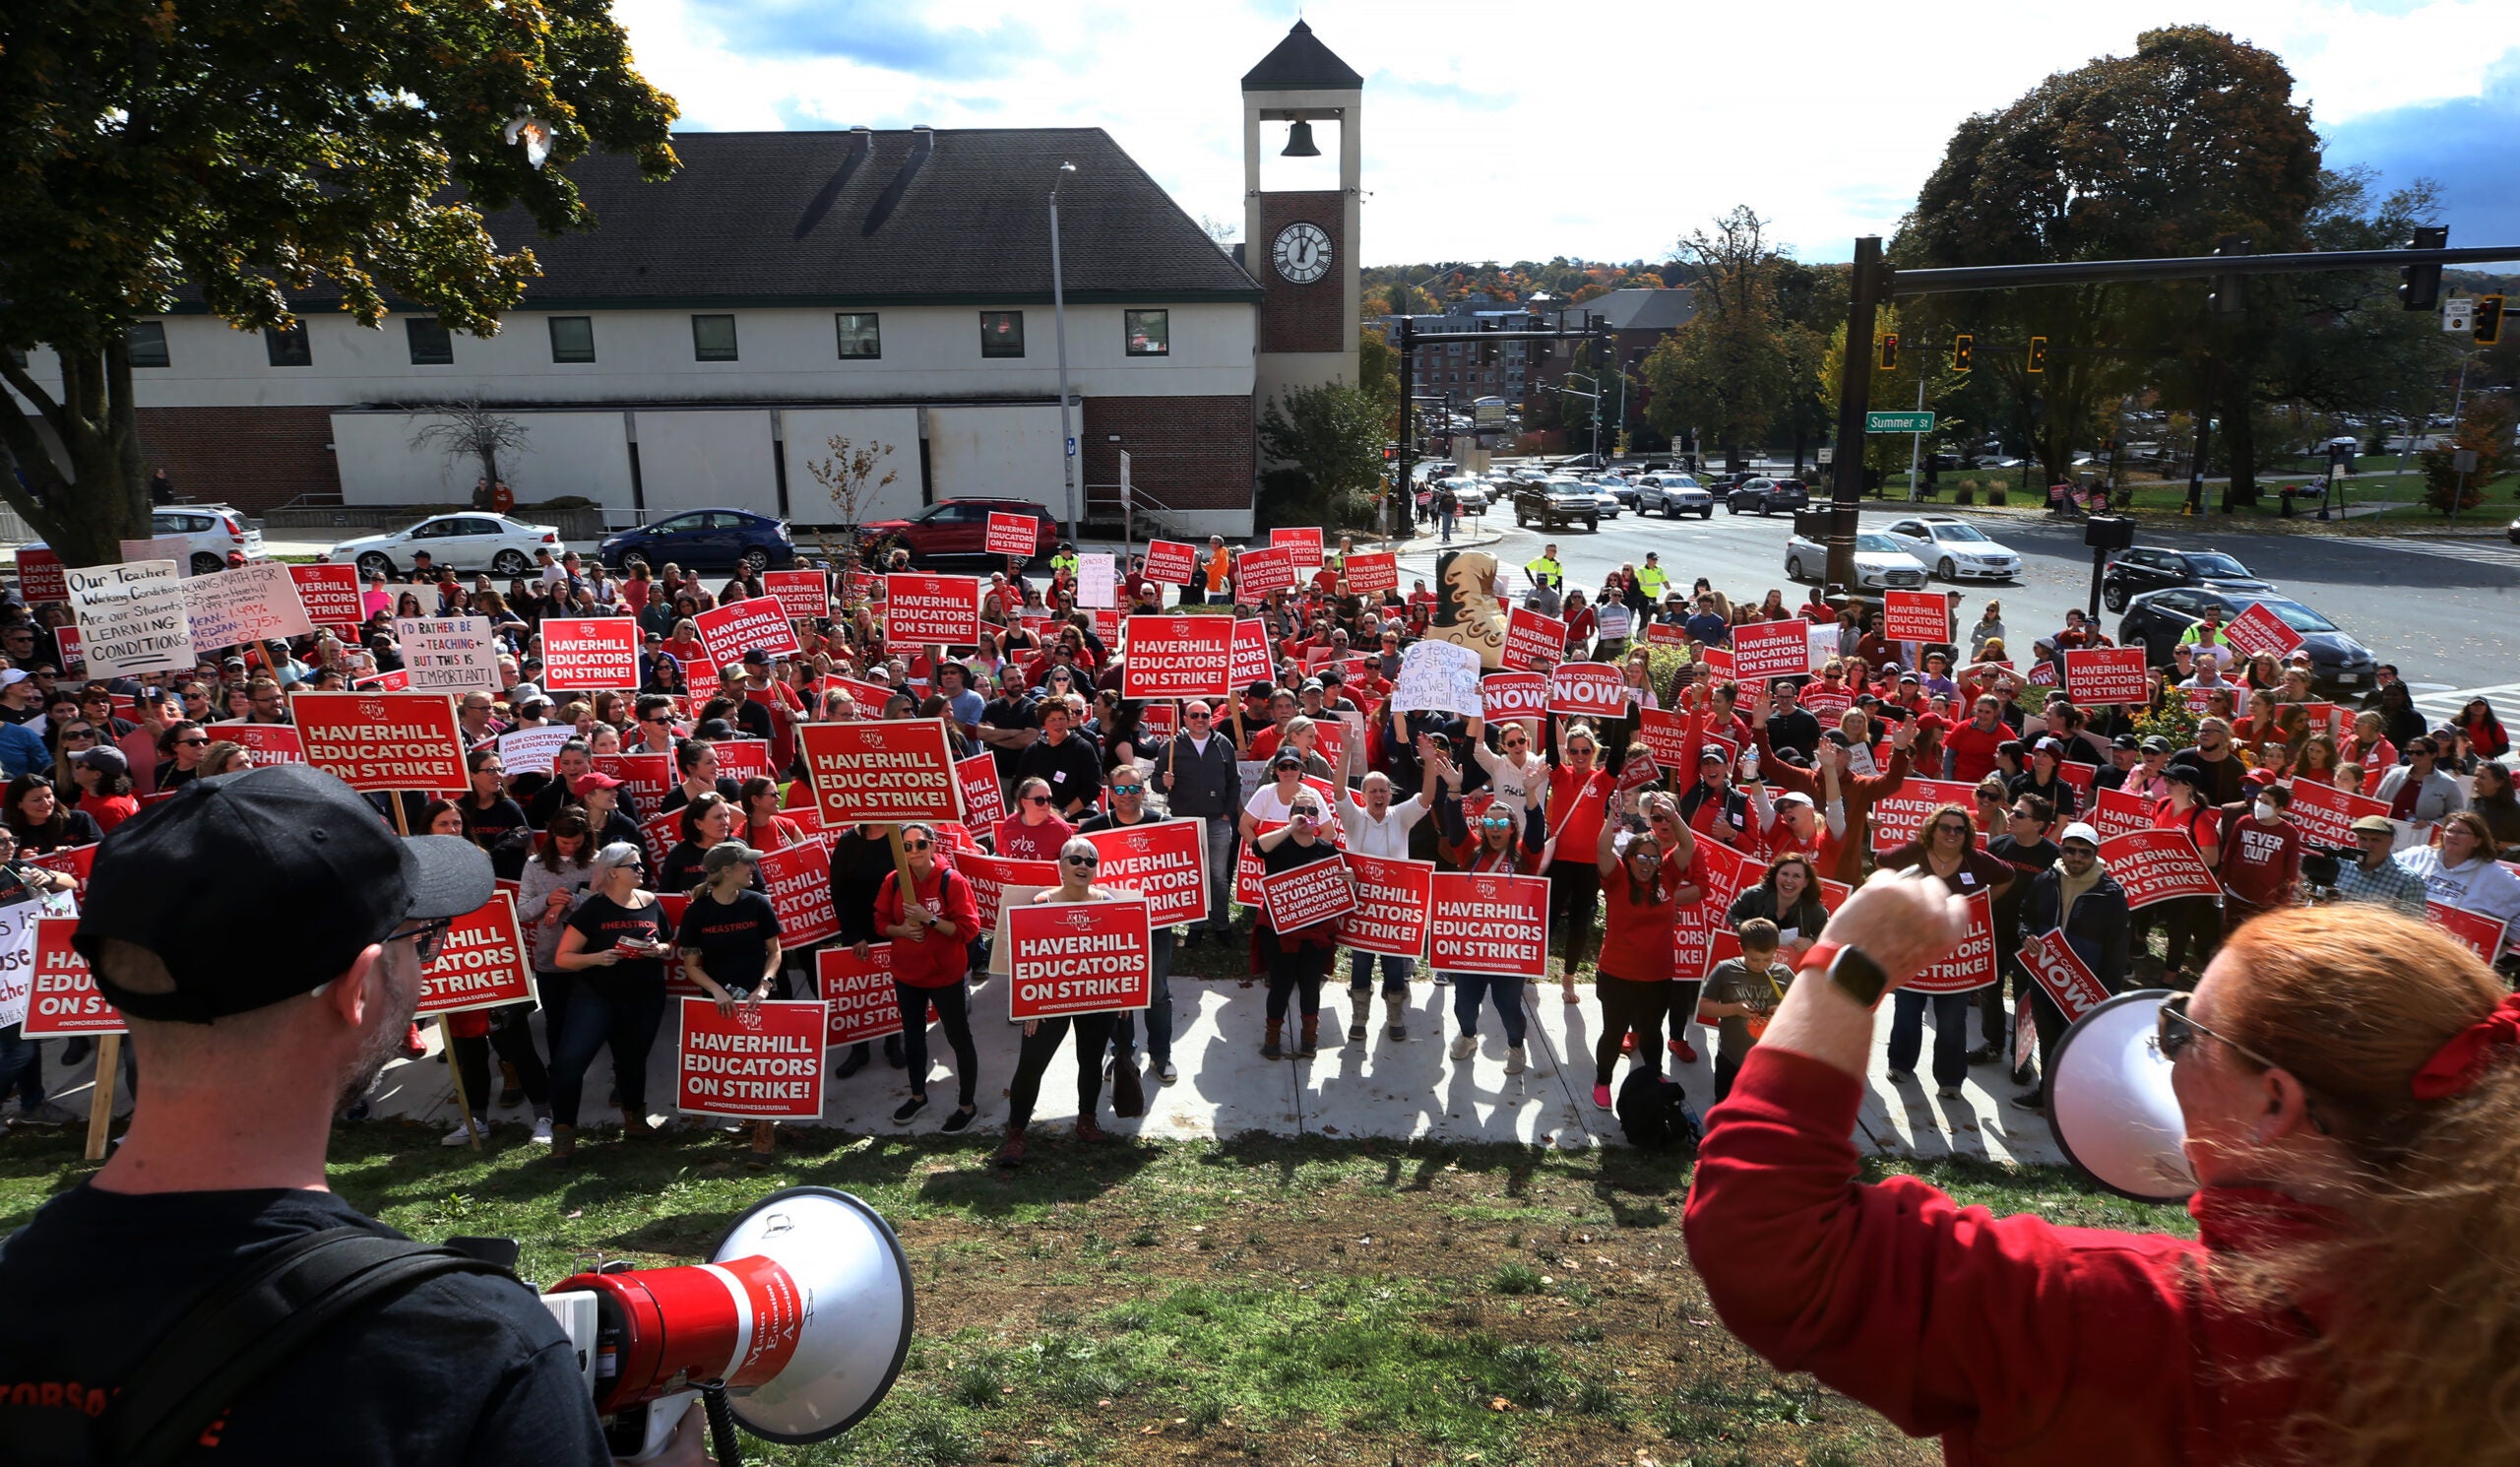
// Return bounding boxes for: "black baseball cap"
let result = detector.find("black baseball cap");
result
[77,763,492,1023]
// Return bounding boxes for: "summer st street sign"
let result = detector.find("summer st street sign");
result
[1864,412,1936,433]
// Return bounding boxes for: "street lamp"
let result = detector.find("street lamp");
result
[1048,161,1079,542]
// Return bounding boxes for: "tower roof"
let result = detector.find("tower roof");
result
[1241,21,1363,93]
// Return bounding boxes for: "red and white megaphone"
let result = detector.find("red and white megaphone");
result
[2044,989,2198,1203]
[541,1186,914,1460]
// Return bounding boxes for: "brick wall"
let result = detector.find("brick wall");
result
[137,406,340,514]
[1253,192,1347,354]
[1082,395,1254,513]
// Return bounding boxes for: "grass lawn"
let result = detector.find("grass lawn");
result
[0,1119,2189,1466]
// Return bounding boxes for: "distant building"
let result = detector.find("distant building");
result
[1525,287,1695,415]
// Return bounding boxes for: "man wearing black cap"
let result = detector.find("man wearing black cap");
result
[0,764,640,1463]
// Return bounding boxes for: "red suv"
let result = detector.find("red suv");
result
[859,498,1058,566]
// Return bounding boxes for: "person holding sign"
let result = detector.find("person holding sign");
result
[1589,796,1692,1106]
[1697,919,1793,1102]
[1875,805,2012,1097]
[875,822,983,1131]
[676,843,787,1161]
[1252,789,1345,1060]
[2008,822,2128,1112]
[998,839,1134,1167]
[1433,750,1545,1059]
[2394,812,2520,974]
[1542,723,1618,1004]
[547,842,671,1166]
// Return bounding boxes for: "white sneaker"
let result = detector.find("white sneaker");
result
[1505,1045,1528,1075]
[440,1118,487,1147]
[1450,1034,1478,1060]
[531,1116,554,1145]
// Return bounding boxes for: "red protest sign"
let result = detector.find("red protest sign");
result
[797,719,961,825]
[1731,618,1811,683]
[540,616,640,690]
[1868,778,1984,853]
[1337,852,1434,959]
[1700,647,1735,680]
[1908,888,1999,993]
[956,752,1005,837]
[1501,606,1567,670]
[1427,871,1548,979]
[763,569,828,624]
[1270,527,1324,569]
[1476,671,1542,729]
[1122,614,1233,699]
[2091,786,2154,843]
[1080,818,1210,928]
[816,944,901,1047]
[677,997,829,1119]
[1634,706,1697,773]
[2100,828,2223,909]
[20,917,122,1037]
[1344,551,1399,596]
[2426,902,2509,964]
[984,513,1038,558]
[1645,621,1690,650]
[757,837,840,948]
[2285,777,2392,848]
[26,843,96,887]
[2224,603,2303,662]
[2018,928,2111,1021]
[1261,856,1355,932]
[1670,900,1719,980]
[2054,759,2096,798]
[2063,647,2149,706]
[593,751,674,813]
[287,563,364,631]
[640,808,683,868]
[15,546,67,604]
[1229,618,1273,687]
[1142,539,1198,586]
[1007,898,1154,1019]
[883,573,984,647]
[958,850,1061,933]
[1881,590,1949,644]
[1692,837,1762,910]
[1234,545,1297,598]
[293,691,468,795]
[695,597,801,668]
[413,894,536,1016]
[713,736,775,785]
[1546,662,1628,719]
[220,723,305,766]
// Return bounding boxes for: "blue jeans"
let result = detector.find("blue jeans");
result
[1448,973,1527,1047]
[547,977,667,1127]
[1201,816,1236,935]
[1439,507,1456,542]
[1887,989,1973,1089]
[0,1023,44,1111]
[1108,927,1175,1063]
[1348,950,1414,994]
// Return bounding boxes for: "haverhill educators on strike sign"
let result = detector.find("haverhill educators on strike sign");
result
[0,535,2510,1180]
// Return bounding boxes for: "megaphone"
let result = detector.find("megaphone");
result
[540,1186,914,1461]
[2045,989,2198,1204]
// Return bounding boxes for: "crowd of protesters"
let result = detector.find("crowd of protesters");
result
[0,533,2512,1167]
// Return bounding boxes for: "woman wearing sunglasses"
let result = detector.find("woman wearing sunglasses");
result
[997,838,1130,1166]
[1250,790,1346,1060]
[1689,885,2520,1467]
[1588,788,1697,1107]
[876,820,983,1133]
[994,776,1075,861]
[1542,722,1619,1005]
[153,719,212,792]
[1434,748,1547,1067]
[1873,802,2010,1098]
[546,842,671,1165]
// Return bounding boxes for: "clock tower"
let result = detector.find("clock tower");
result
[1242,21,1361,426]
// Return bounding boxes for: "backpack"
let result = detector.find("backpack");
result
[1616,1070,1701,1150]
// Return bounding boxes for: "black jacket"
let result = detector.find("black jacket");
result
[2017,864,2131,990]
[1153,731,1239,818]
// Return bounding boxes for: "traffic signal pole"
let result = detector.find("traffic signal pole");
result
[1821,238,1881,596]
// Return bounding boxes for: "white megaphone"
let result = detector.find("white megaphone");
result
[540,1186,914,1461]
[2045,989,2199,1204]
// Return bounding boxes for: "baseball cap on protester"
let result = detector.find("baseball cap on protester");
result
[76,764,493,1024]
[704,842,765,876]
[2058,822,2102,849]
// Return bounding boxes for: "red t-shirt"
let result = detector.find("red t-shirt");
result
[993,813,1076,861]
[1545,766,1616,859]
[1946,720,2008,785]
[2218,813,2300,908]
[874,865,978,988]
[1597,853,1684,984]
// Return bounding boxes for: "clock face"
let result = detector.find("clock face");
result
[1272,222,1333,285]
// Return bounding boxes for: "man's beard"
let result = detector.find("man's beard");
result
[339,946,423,1109]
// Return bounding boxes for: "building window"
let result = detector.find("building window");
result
[836,312,881,359]
[549,316,596,363]
[264,324,311,367]
[1124,309,1169,355]
[405,317,453,365]
[691,314,738,362]
[979,311,1025,358]
[127,322,170,368]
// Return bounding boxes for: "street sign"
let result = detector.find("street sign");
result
[1864,411,1935,433]
[1065,435,1078,457]
[2442,297,2475,333]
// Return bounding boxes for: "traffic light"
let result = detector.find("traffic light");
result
[1951,334,1973,372]
[2401,225,2446,311]
[2477,294,2505,346]
[1480,317,1499,366]
[2026,336,2048,374]
[1877,333,1899,372]
[2208,234,2251,319]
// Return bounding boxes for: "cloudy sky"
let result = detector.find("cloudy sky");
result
[608,0,2519,265]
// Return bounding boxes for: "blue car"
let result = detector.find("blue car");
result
[599,508,797,574]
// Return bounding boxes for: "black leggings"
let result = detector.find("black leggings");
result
[1594,972,1670,1086]
[1547,863,1601,974]
[548,977,666,1128]
[896,979,978,1109]
[452,1003,550,1115]
[1264,940,1333,1022]
[1007,1012,1117,1128]
[2143,895,2219,974]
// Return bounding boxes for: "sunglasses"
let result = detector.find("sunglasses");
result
[176,736,211,747]
[2154,992,2281,1071]
[1480,815,1515,830]
[1932,822,1971,835]
[901,839,933,852]
[1063,854,1100,867]
[1023,795,1051,805]
[393,916,457,963]
[1185,712,1212,721]
[1109,784,1143,795]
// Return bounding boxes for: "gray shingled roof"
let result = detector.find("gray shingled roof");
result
[1542,288,1696,333]
[1242,21,1364,92]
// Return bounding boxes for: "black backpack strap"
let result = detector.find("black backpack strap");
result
[101,1226,516,1467]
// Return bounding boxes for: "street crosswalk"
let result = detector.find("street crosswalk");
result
[2375,536,2520,572]
[2411,680,2520,724]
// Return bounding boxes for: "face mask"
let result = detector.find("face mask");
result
[2253,799,2278,824]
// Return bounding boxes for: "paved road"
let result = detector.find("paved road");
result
[1396,505,2520,725]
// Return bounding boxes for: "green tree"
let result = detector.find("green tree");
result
[1258,381,1387,530]
[0,0,679,564]
[2419,391,2513,517]
[1818,304,1967,485]
[1641,207,1791,468]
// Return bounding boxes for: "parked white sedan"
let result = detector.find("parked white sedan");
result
[1879,515,2022,582]
[1783,532,1930,591]
[325,513,565,578]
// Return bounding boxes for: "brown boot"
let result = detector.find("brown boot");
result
[1262,1019,1284,1060]
[620,1112,653,1139]
[995,1122,1028,1167]
[746,1121,776,1167]
[1297,1014,1320,1057]
[1074,1116,1106,1144]
[497,1060,523,1108]
[548,1124,576,1168]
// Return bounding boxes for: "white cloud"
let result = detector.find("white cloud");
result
[607,0,2507,265]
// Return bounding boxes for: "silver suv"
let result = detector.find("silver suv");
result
[1635,473,1713,520]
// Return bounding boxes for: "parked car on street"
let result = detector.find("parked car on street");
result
[852,497,1055,567]
[2099,545,2273,612]
[598,508,798,574]
[1877,516,2022,582]
[1726,477,1810,515]
[41,505,269,577]
[1634,473,1714,519]
[1511,480,1603,533]
[1570,479,1624,519]
[1589,474,1640,507]
[1783,532,1929,591]
[1434,477,1490,513]
[2118,587,2376,696]
[326,512,561,579]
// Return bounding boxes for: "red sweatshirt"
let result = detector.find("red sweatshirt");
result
[1682,1047,2328,1466]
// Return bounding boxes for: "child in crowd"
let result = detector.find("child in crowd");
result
[1698,918,1793,1101]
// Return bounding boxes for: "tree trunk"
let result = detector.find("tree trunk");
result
[0,342,150,567]
[2221,375,2258,507]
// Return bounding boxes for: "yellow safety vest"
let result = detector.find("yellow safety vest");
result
[1526,556,1562,587]
[1635,566,1668,601]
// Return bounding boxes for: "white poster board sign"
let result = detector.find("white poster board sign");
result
[393,615,501,694]
[1391,639,1482,717]
[184,561,315,649]
[1077,553,1116,609]
[70,559,193,680]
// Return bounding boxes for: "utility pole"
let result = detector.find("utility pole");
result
[2445,349,2473,524]
[1904,374,1925,503]
[1048,162,1079,542]
[1822,238,1881,597]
